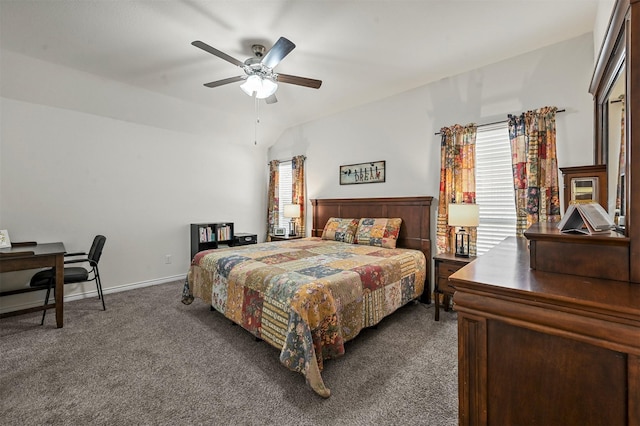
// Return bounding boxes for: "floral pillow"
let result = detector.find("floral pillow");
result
[321,218,359,243]
[354,218,403,249]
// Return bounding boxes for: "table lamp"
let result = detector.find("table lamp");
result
[283,204,301,236]
[448,203,480,257]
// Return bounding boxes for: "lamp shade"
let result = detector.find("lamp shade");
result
[448,203,479,227]
[283,204,301,218]
[240,75,261,96]
[256,77,277,99]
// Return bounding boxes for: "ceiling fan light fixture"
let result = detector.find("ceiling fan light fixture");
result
[240,75,261,96]
[240,74,278,99]
[256,77,278,99]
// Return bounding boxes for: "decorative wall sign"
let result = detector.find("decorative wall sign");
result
[340,161,386,185]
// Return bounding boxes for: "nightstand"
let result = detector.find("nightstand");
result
[270,234,303,242]
[433,253,476,321]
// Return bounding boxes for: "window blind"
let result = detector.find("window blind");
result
[475,123,517,255]
[278,161,293,229]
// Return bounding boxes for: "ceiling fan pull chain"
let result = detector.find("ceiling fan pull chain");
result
[254,96,260,145]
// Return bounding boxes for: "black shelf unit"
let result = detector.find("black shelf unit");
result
[190,222,234,259]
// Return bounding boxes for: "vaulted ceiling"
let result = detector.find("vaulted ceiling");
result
[0,0,599,146]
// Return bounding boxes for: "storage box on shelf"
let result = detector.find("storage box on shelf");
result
[231,233,257,246]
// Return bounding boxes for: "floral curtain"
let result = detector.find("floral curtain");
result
[508,106,561,236]
[436,124,478,255]
[266,160,280,241]
[291,155,306,236]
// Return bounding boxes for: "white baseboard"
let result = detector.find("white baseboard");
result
[0,274,186,315]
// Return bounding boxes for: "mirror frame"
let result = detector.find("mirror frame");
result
[590,0,640,282]
[590,1,629,165]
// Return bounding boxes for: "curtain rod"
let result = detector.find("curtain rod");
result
[433,109,566,136]
[610,94,625,104]
[267,155,306,166]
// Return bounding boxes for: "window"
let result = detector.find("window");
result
[475,123,517,255]
[277,161,293,229]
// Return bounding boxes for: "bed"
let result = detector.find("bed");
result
[182,196,433,397]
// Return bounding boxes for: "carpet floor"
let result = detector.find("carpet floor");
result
[0,280,458,425]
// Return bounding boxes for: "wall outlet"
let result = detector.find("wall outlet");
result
[165,254,172,264]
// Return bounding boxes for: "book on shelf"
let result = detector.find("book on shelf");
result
[199,226,216,243]
[557,202,615,235]
[217,224,231,241]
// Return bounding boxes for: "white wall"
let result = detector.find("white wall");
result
[0,51,268,312]
[270,33,596,237]
[0,32,598,312]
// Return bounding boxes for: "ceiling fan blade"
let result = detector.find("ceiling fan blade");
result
[265,94,278,104]
[277,73,322,89]
[203,76,245,88]
[261,37,296,69]
[192,40,245,68]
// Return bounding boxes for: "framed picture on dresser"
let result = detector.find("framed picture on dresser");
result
[560,165,607,212]
[0,230,11,248]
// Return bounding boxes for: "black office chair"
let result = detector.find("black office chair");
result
[30,235,106,325]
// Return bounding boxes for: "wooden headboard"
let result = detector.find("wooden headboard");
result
[310,196,433,302]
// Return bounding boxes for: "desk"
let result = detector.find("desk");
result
[0,242,66,328]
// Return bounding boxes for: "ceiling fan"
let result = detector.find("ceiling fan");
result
[192,37,322,104]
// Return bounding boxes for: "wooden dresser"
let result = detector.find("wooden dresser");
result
[451,237,640,425]
[451,0,640,424]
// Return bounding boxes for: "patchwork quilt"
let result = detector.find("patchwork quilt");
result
[182,237,426,397]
